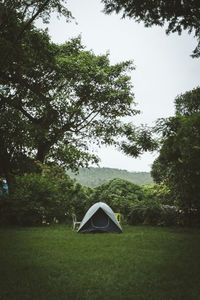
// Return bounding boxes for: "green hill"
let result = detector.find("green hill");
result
[67,167,154,187]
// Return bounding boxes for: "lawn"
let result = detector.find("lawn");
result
[0,225,200,300]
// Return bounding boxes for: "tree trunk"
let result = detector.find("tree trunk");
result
[36,141,52,163]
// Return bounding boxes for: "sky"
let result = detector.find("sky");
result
[37,0,200,172]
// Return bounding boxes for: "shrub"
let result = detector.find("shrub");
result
[142,183,174,205]
[177,209,200,227]
[128,200,178,226]
[1,163,90,226]
[89,178,146,218]
[0,194,11,225]
[160,205,178,226]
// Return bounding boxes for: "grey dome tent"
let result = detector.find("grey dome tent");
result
[77,202,122,233]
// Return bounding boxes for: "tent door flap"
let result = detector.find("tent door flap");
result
[91,209,110,228]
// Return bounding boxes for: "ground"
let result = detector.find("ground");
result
[0,225,200,300]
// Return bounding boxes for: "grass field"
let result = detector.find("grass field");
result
[0,225,200,300]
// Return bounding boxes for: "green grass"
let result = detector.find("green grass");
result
[0,226,200,300]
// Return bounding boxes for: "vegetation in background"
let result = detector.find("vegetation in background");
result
[152,87,200,225]
[0,163,91,226]
[143,183,173,206]
[87,178,178,227]
[67,167,153,187]
[1,164,199,227]
[2,86,200,229]
[128,200,178,227]
[89,178,145,216]
[0,167,182,227]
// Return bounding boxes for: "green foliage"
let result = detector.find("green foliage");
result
[0,0,72,189]
[102,0,200,58]
[0,167,183,227]
[152,87,200,214]
[1,0,160,194]
[0,163,90,226]
[1,0,159,193]
[89,178,146,217]
[1,12,140,191]
[9,173,62,226]
[85,177,179,226]
[67,167,154,187]
[128,200,161,225]
[128,200,177,226]
[175,87,200,115]
[143,183,174,206]
[87,178,177,226]
[120,124,158,157]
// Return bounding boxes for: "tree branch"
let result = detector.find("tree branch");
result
[17,0,51,39]
[0,70,50,104]
[76,111,100,132]
[0,92,39,123]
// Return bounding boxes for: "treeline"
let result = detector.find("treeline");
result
[1,162,199,227]
[67,167,153,187]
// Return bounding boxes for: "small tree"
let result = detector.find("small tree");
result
[152,87,200,224]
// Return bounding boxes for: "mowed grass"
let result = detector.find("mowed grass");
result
[0,226,200,300]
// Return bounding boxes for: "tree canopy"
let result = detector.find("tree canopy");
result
[0,2,142,192]
[102,0,200,57]
[1,0,160,194]
[0,0,72,77]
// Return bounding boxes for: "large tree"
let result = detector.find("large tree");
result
[0,1,156,193]
[102,0,200,57]
[151,87,200,213]
[0,25,141,191]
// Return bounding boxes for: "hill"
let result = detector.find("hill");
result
[67,167,154,187]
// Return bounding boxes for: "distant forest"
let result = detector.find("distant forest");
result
[67,167,154,187]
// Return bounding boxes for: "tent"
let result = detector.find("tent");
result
[77,202,122,233]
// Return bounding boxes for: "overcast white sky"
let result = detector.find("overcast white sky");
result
[37,0,200,172]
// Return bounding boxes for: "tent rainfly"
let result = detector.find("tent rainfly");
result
[77,202,122,233]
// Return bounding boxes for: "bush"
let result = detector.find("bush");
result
[6,173,67,225]
[88,179,178,226]
[160,205,178,226]
[0,194,11,225]
[89,178,146,218]
[1,163,90,226]
[128,201,178,226]
[142,183,174,206]
[177,209,200,227]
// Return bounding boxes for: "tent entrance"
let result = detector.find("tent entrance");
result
[91,208,109,229]
[77,202,122,233]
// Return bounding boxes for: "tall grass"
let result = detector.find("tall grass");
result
[0,225,200,300]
